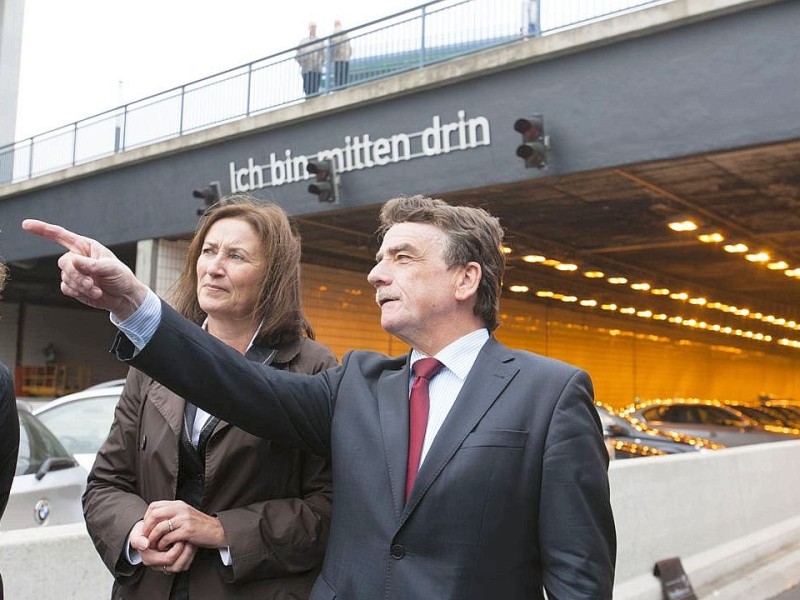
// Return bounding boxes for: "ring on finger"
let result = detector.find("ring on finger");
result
[162,565,168,575]
[167,519,174,532]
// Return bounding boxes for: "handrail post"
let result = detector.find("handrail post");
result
[324,38,332,93]
[420,6,427,67]
[72,122,78,166]
[122,104,128,151]
[246,62,253,116]
[27,137,34,179]
[179,85,186,135]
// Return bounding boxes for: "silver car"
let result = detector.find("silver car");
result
[1,404,88,531]
[596,402,723,458]
[33,384,122,472]
[623,399,799,447]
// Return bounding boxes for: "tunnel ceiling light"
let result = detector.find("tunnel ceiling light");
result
[723,242,749,253]
[697,231,725,243]
[518,245,800,337]
[522,254,546,263]
[555,263,578,271]
[745,251,770,263]
[667,216,700,232]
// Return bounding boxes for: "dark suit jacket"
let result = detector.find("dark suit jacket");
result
[1,361,20,599]
[116,301,616,600]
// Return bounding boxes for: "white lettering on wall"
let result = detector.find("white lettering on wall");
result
[228,109,491,192]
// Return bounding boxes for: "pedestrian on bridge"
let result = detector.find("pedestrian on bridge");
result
[296,22,324,96]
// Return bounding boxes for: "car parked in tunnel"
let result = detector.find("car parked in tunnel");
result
[722,402,800,433]
[622,398,799,447]
[1,403,87,531]
[32,383,123,472]
[596,402,722,459]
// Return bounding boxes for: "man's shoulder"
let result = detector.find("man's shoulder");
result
[485,338,584,375]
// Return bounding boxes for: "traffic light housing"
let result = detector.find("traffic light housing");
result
[513,116,547,168]
[193,181,222,216]
[306,160,338,203]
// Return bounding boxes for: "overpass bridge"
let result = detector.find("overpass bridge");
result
[0,0,798,398]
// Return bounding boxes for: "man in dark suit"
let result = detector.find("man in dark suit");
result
[23,195,616,599]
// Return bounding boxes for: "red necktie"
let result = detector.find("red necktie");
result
[405,357,444,503]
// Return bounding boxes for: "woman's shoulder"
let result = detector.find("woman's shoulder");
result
[273,336,338,373]
[296,337,338,369]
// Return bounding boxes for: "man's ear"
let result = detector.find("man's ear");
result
[455,262,482,301]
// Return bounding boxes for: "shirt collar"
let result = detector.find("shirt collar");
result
[410,328,489,381]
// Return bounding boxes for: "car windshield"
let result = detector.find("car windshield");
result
[35,394,118,456]
[734,406,782,426]
[16,410,74,476]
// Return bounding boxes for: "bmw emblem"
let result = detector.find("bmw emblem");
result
[34,499,50,525]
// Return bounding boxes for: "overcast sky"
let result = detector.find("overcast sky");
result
[15,0,428,139]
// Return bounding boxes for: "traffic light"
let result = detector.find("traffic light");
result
[306,160,338,203]
[513,116,547,168]
[193,181,222,216]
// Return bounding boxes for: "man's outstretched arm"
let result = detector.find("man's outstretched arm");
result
[21,219,150,320]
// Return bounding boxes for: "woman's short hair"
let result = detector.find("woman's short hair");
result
[377,195,505,331]
[170,194,314,344]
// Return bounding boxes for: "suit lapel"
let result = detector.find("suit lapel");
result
[401,340,518,518]
[377,356,413,521]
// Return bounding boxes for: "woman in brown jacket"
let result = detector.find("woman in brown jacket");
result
[83,196,336,599]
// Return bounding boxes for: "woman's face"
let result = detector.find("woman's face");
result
[196,217,263,323]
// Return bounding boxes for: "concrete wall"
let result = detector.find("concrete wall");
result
[2,303,129,389]
[0,522,112,599]
[2,440,800,598]
[612,439,800,598]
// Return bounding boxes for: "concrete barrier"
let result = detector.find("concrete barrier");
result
[0,522,112,599]
[2,440,800,599]
[611,439,800,599]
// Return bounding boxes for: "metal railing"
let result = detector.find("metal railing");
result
[0,0,670,186]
